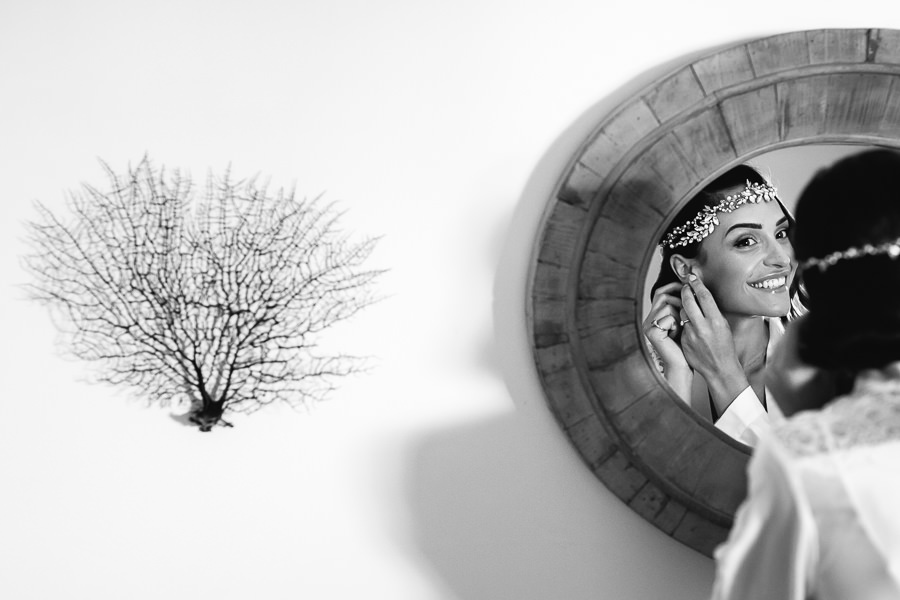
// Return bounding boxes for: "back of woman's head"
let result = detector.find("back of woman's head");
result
[651,164,770,297]
[795,148,900,371]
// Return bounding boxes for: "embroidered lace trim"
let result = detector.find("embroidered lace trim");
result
[774,372,900,457]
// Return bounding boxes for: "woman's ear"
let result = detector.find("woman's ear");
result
[670,254,697,283]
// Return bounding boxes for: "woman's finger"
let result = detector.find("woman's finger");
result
[651,282,685,304]
[687,274,722,319]
[645,315,684,352]
[649,293,683,314]
[649,297,683,318]
[681,280,704,322]
[651,314,678,331]
[655,282,683,296]
[645,311,676,335]
[650,303,680,325]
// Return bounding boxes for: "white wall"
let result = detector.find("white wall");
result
[1,3,896,599]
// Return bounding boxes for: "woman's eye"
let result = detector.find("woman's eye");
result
[776,228,789,239]
[735,237,757,248]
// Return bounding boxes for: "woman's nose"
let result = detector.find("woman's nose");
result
[764,239,792,267]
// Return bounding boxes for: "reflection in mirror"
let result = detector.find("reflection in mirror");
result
[642,144,884,445]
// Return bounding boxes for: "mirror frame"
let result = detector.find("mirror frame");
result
[528,28,900,556]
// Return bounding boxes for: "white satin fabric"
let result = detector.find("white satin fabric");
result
[698,318,785,446]
[711,367,900,599]
[650,318,784,446]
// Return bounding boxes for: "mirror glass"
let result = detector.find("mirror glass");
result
[642,144,885,442]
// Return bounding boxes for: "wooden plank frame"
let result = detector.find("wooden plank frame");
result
[528,28,900,557]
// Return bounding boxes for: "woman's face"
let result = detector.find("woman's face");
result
[686,195,796,318]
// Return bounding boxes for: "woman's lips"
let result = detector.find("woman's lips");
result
[748,274,788,291]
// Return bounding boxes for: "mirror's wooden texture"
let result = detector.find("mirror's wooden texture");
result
[529,28,900,556]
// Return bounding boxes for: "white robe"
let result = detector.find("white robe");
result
[711,365,900,600]
[701,318,785,446]
[650,318,784,446]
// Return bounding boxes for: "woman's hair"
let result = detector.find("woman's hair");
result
[795,148,900,372]
[650,165,803,316]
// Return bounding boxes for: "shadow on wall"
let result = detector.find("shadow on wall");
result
[405,410,714,600]
[403,48,735,600]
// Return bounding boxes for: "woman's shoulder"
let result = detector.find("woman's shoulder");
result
[771,370,900,457]
[769,410,830,458]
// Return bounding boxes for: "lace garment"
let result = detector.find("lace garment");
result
[711,363,900,600]
[774,367,900,457]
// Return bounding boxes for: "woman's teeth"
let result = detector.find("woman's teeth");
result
[750,276,786,290]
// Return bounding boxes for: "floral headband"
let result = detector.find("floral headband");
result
[661,180,779,249]
[801,237,900,272]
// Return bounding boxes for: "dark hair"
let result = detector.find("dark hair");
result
[651,165,803,317]
[795,148,900,372]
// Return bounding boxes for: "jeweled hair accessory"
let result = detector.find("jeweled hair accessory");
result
[660,180,778,249]
[801,237,900,272]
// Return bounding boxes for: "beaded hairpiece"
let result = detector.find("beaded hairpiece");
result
[801,237,900,272]
[661,180,779,249]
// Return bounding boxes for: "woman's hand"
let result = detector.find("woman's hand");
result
[680,274,751,415]
[643,282,692,398]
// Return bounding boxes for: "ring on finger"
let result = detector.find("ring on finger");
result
[680,319,690,326]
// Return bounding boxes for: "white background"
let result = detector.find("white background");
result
[1,2,897,599]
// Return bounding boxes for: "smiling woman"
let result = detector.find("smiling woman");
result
[528,28,900,556]
[643,166,799,445]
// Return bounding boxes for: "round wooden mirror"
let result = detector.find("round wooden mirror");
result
[528,28,900,556]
